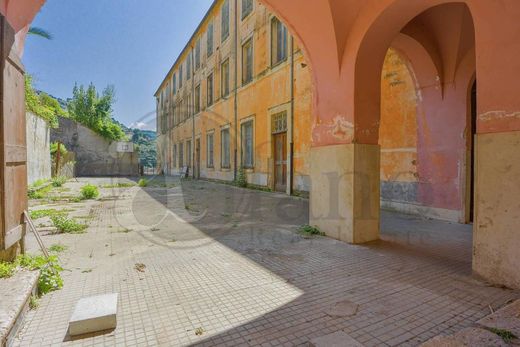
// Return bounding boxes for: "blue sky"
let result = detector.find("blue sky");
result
[23,0,214,131]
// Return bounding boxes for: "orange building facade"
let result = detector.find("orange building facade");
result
[155,0,453,221]
[155,0,313,194]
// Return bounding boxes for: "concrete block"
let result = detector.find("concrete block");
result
[309,331,364,347]
[68,293,118,336]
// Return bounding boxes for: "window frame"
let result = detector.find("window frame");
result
[206,132,214,168]
[194,84,201,114]
[221,58,230,98]
[195,39,201,70]
[221,0,230,43]
[241,0,253,20]
[271,17,288,67]
[207,72,214,107]
[221,127,231,169]
[242,37,254,85]
[207,22,214,57]
[240,119,254,169]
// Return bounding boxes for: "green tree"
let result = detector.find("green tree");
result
[67,83,125,141]
[25,75,66,128]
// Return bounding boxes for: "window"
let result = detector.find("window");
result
[207,22,214,57]
[207,133,214,168]
[187,52,192,80]
[221,0,230,42]
[173,144,177,168]
[241,120,254,168]
[172,73,177,95]
[242,0,253,19]
[242,38,253,84]
[221,128,230,168]
[207,72,214,106]
[272,111,287,133]
[271,17,288,66]
[194,84,201,114]
[179,142,184,167]
[221,59,230,97]
[195,39,201,70]
[179,64,183,88]
[186,140,192,167]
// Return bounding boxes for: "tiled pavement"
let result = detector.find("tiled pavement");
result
[14,177,520,346]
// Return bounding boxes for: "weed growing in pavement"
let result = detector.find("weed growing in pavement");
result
[80,184,99,199]
[297,224,325,236]
[50,215,87,234]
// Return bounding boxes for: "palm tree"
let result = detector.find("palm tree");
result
[28,27,52,40]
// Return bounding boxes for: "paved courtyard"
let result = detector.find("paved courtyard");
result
[14,176,520,346]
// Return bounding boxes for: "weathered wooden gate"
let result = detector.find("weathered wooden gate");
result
[0,15,27,261]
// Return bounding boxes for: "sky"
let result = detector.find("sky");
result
[23,0,214,131]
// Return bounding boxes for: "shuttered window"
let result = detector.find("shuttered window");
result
[242,0,253,19]
[207,133,214,168]
[242,38,253,84]
[221,0,230,42]
[221,128,230,168]
[207,73,214,106]
[241,120,254,168]
[271,17,288,66]
[221,59,230,97]
[207,22,214,57]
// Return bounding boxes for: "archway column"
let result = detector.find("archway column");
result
[310,143,380,243]
[471,1,520,288]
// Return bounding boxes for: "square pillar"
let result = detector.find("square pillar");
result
[473,131,520,288]
[310,143,380,243]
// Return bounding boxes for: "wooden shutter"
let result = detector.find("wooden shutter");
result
[0,16,28,255]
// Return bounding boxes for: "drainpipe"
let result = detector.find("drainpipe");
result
[289,36,295,195]
[191,45,196,179]
[233,0,238,181]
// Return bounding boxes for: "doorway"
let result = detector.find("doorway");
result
[273,132,287,192]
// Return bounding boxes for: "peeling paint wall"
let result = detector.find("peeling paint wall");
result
[379,49,419,207]
[26,112,51,184]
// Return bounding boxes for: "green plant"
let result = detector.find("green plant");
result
[235,166,248,187]
[16,254,63,294]
[101,182,136,188]
[80,184,99,199]
[31,179,48,188]
[298,224,325,236]
[489,328,517,343]
[49,243,68,253]
[29,209,66,220]
[29,295,40,310]
[0,261,16,278]
[50,215,87,234]
[28,184,52,199]
[25,75,66,128]
[138,178,148,187]
[28,27,52,40]
[51,176,67,187]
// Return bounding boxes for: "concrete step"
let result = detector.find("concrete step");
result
[68,293,118,336]
[0,270,39,347]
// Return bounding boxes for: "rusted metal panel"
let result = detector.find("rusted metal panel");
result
[0,15,27,252]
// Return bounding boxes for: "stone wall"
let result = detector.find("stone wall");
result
[26,112,51,184]
[50,117,139,177]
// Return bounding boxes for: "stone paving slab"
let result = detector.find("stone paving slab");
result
[12,177,520,347]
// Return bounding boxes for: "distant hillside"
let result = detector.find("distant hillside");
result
[131,128,157,169]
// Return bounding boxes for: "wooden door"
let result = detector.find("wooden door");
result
[273,132,287,192]
[1,16,28,259]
